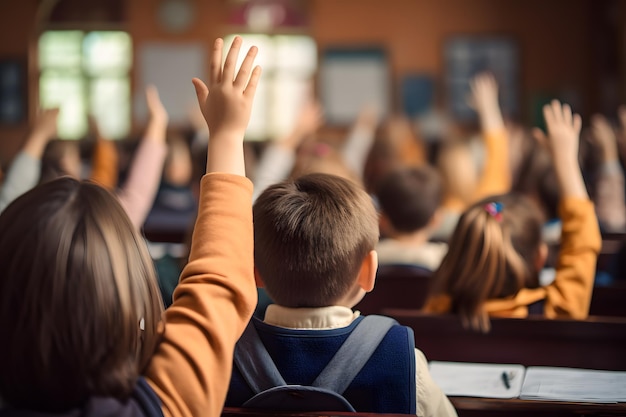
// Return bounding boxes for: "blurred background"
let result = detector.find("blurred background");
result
[0,0,623,160]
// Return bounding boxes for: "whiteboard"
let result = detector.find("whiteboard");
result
[320,49,390,125]
[135,42,206,125]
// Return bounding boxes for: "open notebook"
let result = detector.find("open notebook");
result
[520,367,626,403]
[429,361,526,399]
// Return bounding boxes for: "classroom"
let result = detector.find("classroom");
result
[0,1,625,416]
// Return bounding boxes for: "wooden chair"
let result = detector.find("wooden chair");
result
[383,310,626,371]
[354,264,432,316]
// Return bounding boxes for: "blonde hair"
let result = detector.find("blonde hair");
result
[0,177,163,410]
[430,194,544,332]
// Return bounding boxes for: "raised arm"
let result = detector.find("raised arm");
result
[116,86,168,229]
[468,73,511,200]
[533,101,601,318]
[145,36,261,417]
[341,104,379,179]
[0,109,58,213]
[589,114,626,232]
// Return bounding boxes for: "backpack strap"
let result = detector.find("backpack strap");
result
[311,315,396,394]
[234,315,397,396]
[235,320,287,394]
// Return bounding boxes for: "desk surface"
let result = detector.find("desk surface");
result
[450,397,626,416]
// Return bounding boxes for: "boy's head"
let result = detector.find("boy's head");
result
[0,177,163,411]
[253,173,379,308]
[375,166,442,235]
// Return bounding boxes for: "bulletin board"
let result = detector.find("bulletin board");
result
[444,37,519,121]
[319,48,390,125]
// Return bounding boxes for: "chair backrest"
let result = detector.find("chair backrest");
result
[383,309,626,371]
[354,264,432,315]
[589,284,626,317]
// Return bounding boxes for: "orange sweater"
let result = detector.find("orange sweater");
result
[442,128,511,212]
[144,173,257,417]
[424,197,601,319]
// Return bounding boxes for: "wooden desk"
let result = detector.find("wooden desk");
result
[383,311,626,371]
[449,397,626,417]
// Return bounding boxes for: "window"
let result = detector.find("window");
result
[39,30,132,140]
[223,34,317,141]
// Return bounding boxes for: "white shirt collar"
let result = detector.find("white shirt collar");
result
[263,304,361,330]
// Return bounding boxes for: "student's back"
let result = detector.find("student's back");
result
[227,173,457,417]
[0,37,261,417]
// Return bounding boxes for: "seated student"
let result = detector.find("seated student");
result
[375,165,447,270]
[226,174,457,417]
[432,73,511,242]
[38,86,168,230]
[0,36,260,417]
[424,101,601,332]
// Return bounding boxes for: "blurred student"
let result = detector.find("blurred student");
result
[424,101,601,332]
[0,36,260,417]
[375,165,446,270]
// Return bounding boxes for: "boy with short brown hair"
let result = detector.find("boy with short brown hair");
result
[227,173,456,417]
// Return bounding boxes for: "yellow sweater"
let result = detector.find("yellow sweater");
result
[144,174,257,417]
[424,197,601,319]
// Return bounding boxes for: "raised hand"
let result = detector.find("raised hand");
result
[192,36,262,175]
[467,73,503,132]
[24,108,59,158]
[533,100,586,199]
[144,85,168,144]
[193,37,261,140]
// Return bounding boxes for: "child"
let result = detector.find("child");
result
[375,165,447,270]
[226,174,457,417]
[0,36,260,417]
[432,73,511,241]
[424,101,601,332]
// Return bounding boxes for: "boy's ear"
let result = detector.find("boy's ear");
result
[357,250,378,293]
[535,242,549,272]
[254,266,265,288]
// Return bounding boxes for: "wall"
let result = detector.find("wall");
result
[311,0,594,120]
[0,0,605,163]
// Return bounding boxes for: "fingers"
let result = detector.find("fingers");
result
[209,38,224,86]
[543,100,580,130]
[145,84,161,110]
[573,113,582,135]
[243,66,262,99]
[222,36,243,83]
[192,78,209,110]
[234,46,258,88]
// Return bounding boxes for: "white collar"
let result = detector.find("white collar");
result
[264,304,361,330]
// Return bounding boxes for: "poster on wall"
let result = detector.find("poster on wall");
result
[444,37,519,122]
[320,48,390,125]
[0,60,26,125]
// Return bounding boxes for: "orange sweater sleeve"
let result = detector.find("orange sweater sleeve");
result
[144,173,257,417]
[90,139,119,189]
[472,128,511,201]
[543,198,601,319]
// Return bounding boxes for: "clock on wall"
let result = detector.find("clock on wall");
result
[157,0,195,33]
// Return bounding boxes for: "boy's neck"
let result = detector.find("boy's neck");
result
[388,228,432,247]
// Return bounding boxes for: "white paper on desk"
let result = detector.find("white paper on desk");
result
[520,367,626,403]
[429,361,525,399]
